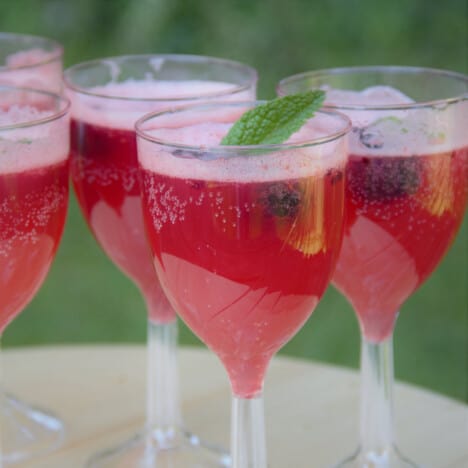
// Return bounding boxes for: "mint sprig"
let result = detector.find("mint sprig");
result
[221,90,325,146]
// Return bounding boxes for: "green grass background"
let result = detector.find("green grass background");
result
[1,0,467,402]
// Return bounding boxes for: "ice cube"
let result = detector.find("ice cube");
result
[325,85,414,107]
[325,85,414,127]
[360,86,414,105]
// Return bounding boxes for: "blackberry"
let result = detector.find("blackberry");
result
[261,182,301,217]
[348,155,421,201]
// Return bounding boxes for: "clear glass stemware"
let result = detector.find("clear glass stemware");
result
[1,32,66,464]
[0,85,70,464]
[277,66,468,467]
[64,54,257,467]
[136,100,351,467]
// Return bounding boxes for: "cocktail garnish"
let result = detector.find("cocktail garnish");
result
[260,182,301,218]
[221,90,325,146]
[348,156,422,201]
[219,90,332,256]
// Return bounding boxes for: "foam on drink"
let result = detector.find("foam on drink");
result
[324,85,468,155]
[68,80,254,130]
[0,48,63,94]
[4,48,56,68]
[0,105,69,174]
[138,111,347,183]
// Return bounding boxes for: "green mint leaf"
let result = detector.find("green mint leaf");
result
[221,90,325,146]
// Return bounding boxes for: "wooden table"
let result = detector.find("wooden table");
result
[3,345,467,467]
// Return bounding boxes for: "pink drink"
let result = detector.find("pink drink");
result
[69,81,254,323]
[328,87,468,342]
[334,148,468,341]
[138,117,347,397]
[0,106,69,333]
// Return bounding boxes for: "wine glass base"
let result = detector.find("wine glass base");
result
[1,393,65,464]
[87,426,231,468]
[333,445,422,468]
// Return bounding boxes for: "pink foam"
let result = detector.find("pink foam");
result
[90,79,240,99]
[68,80,255,130]
[5,48,56,68]
[0,105,69,174]
[0,105,52,126]
[138,112,347,182]
[0,48,62,94]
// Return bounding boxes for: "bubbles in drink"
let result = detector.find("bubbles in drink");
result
[71,156,138,193]
[0,170,67,256]
[144,175,189,231]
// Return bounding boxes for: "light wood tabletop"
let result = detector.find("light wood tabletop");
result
[3,345,467,467]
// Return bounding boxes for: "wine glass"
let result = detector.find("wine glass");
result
[0,33,66,464]
[63,54,257,467]
[277,66,468,466]
[0,32,63,94]
[136,100,350,467]
[0,86,70,463]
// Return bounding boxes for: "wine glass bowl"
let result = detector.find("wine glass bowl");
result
[65,54,257,325]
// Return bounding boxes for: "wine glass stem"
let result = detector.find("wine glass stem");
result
[146,319,181,433]
[231,394,267,468]
[360,333,395,455]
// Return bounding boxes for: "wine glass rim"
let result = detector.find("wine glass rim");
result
[135,100,352,153]
[0,85,70,131]
[277,65,468,111]
[0,32,63,71]
[63,54,258,102]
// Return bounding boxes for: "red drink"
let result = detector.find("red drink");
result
[70,120,171,321]
[333,148,468,342]
[69,81,255,323]
[138,114,347,397]
[0,161,68,332]
[141,171,344,397]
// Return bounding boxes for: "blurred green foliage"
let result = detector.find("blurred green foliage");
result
[1,0,466,96]
[0,0,466,402]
